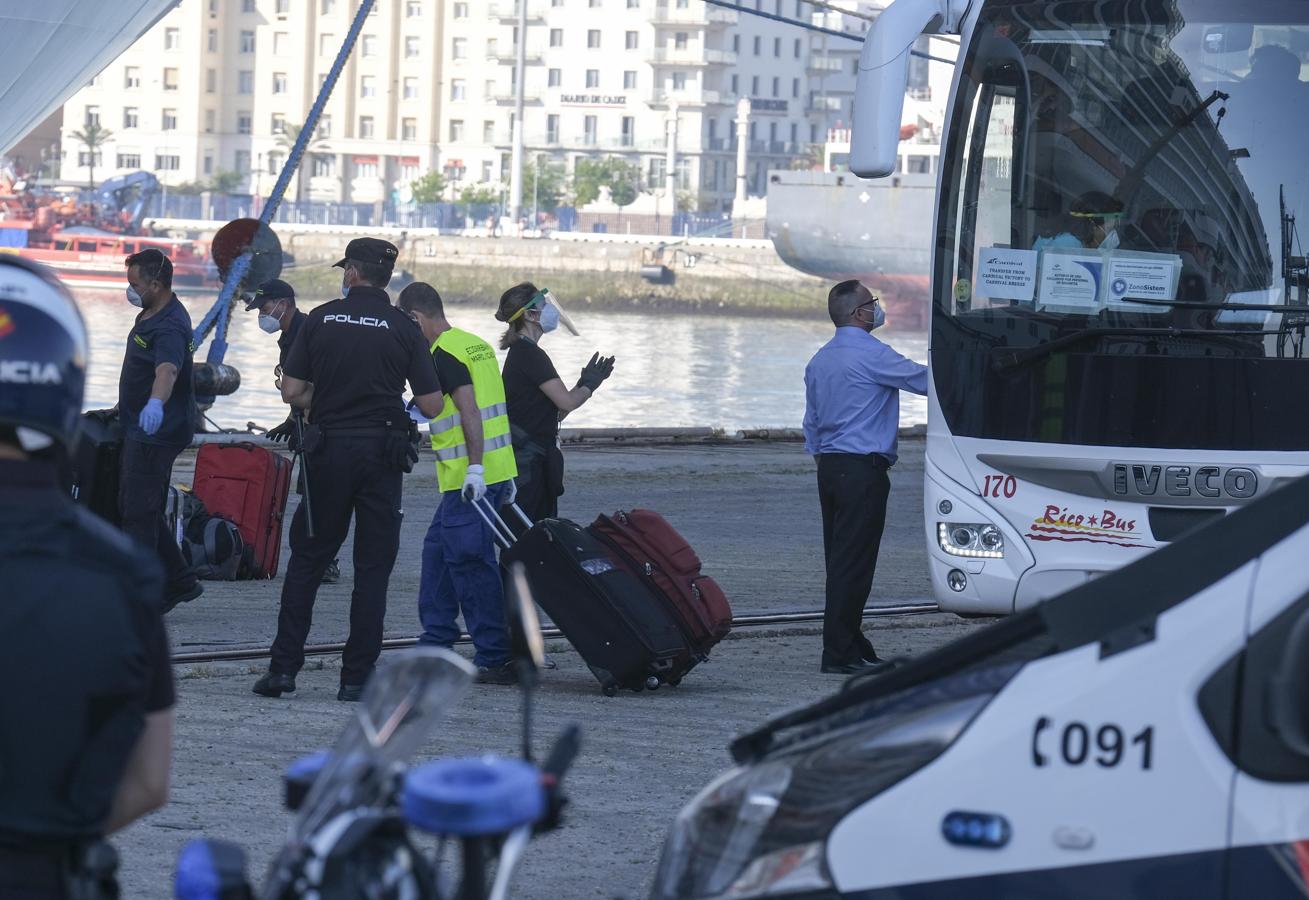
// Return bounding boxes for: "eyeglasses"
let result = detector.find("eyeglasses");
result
[855,297,881,314]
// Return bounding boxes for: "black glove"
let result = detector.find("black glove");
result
[577,352,616,392]
[265,418,295,443]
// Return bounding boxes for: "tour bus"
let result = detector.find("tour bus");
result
[851,0,1309,614]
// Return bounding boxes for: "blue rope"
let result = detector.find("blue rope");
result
[196,0,377,364]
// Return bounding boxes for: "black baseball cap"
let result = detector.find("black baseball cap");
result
[244,278,295,311]
[333,237,399,270]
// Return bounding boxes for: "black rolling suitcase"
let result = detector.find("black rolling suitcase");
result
[481,501,691,695]
[70,411,124,525]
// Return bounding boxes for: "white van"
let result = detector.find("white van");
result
[651,473,1309,899]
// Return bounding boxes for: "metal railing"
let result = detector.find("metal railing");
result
[647,47,736,65]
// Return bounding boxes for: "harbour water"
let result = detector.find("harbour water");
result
[77,288,930,433]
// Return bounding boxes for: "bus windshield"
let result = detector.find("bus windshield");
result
[934,0,1309,451]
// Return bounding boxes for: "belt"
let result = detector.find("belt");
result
[817,451,891,469]
[321,426,400,437]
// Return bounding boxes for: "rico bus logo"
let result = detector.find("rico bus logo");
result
[1112,464,1258,501]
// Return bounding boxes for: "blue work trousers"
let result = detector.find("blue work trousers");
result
[417,482,510,668]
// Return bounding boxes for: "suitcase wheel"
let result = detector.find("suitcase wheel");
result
[645,675,660,691]
[602,683,619,697]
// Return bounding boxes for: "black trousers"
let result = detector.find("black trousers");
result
[118,438,190,588]
[816,453,891,662]
[270,433,403,685]
[505,452,559,534]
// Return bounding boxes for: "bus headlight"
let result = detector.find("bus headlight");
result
[938,522,1005,559]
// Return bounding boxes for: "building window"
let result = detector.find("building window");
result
[77,151,102,168]
[124,66,140,89]
[206,69,216,93]
[321,0,335,12]
[620,116,634,146]
[589,0,600,6]
[235,150,251,174]
[674,32,688,50]
[794,37,801,58]
[623,70,637,90]
[273,72,288,93]
[165,28,180,50]
[318,114,332,137]
[751,75,759,94]
[546,114,559,142]
[204,109,215,132]
[672,71,687,90]
[453,2,468,17]
[355,159,378,178]
[772,76,779,97]
[267,152,284,175]
[452,37,467,59]
[117,152,141,169]
[360,75,376,98]
[237,112,252,134]
[677,0,689,6]
[583,115,597,145]
[405,36,420,58]
[730,74,738,94]
[449,120,464,142]
[586,69,600,88]
[790,122,798,143]
[359,115,375,138]
[588,30,601,48]
[792,77,800,98]
[402,118,417,140]
[549,29,562,47]
[162,108,177,130]
[753,36,761,55]
[649,156,665,184]
[274,32,288,55]
[548,68,561,87]
[451,79,466,100]
[627,0,638,6]
[164,68,180,91]
[406,0,421,16]
[237,70,252,93]
[312,154,335,177]
[484,79,495,97]
[625,31,638,50]
[402,161,420,182]
[123,108,138,128]
[483,120,495,142]
[276,0,290,12]
[271,113,286,134]
[774,37,781,56]
[207,29,217,52]
[362,34,377,57]
[239,30,255,53]
[403,77,419,99]
[156,154,180,171]
[487,37,498,56]
[83,106,100,127]
[242,0,255,11]
[481,160,493,182]
[320,34,334,55]
[733,34,740,52]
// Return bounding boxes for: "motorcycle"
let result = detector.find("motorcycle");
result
[174,564,579,900]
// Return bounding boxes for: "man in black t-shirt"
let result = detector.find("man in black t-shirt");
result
[0,257,173,899]
[117,248,201,611]
[254,238,446,703]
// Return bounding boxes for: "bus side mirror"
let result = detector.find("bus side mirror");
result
[1268,606,1309,757]
[850,0,949,178]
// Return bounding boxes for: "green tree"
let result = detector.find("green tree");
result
[571,158,607,206]
[571,157,642,207]
[605,158,641,208]
[170,180,207,196]
[275,121,330,205]
[460,183,501,207]
[521,158,566,213]
[69,123,113,190]
[209,169,243,193]
[409,170,448,204]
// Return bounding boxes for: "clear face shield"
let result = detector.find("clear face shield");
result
[535,288,580,336]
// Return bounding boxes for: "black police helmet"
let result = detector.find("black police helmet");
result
[0,256,88,451]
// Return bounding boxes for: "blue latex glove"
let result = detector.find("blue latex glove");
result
[139,398,164,435]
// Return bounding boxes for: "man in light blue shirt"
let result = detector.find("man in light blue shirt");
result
[803,280,928,675]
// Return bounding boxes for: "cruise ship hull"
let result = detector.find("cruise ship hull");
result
[766,170,936,329]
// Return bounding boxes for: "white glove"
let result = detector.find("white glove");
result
[503,477,518,505]
[461,464,487,502]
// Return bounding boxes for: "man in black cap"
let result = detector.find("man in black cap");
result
[254,237,446,702]
[246,278,339,584]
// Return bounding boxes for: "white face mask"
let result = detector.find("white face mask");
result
[871,303,886,330]
[539,302,560,333]
[126,285,144,308]
[258,314,281,334]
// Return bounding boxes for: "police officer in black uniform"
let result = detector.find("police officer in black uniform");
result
[0,257,174,899]
[254,238,445,702]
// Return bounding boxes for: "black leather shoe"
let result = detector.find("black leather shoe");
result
[475,663,518,685]
[337,683,366,702]
[820,657,895,675]
[253,671,296,697]
[321,560,341,585]
[858,637,885,665]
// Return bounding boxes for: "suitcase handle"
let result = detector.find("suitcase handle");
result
[471,497,516,549]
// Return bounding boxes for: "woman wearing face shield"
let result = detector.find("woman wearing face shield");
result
[495,282,614,528]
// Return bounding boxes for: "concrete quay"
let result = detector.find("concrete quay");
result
[113,438,988,899]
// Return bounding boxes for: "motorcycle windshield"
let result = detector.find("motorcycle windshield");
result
[261,648,474,898]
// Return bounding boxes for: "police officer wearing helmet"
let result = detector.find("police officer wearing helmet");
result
[255,238,446,702]
[397,282,519,685]
[245,278,340,584]
[0,257,174,898]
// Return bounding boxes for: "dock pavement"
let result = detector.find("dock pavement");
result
[116,436,990,898]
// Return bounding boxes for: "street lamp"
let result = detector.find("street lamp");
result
[532,151,543,233]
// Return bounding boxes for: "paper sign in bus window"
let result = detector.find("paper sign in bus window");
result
[1037,250,1103,312]
[978,247,1038,303]
[1104,252,1181,312]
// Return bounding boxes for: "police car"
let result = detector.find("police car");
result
[651,473,1309,899]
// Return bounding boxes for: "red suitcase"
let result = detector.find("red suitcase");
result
[192,442,292,579]
[589,509,732,658]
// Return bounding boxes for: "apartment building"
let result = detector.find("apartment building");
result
[57,0,866,210]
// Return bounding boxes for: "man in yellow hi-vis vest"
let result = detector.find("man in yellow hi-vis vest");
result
[398,283,520,685]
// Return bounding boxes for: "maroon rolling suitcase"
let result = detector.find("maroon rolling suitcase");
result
[192,442,292,579]
[588,509,732,660]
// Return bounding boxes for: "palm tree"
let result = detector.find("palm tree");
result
[275,122,330,207]
[69,123,113,190]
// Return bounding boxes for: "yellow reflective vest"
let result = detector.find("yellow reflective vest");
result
[428,326,518,493]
